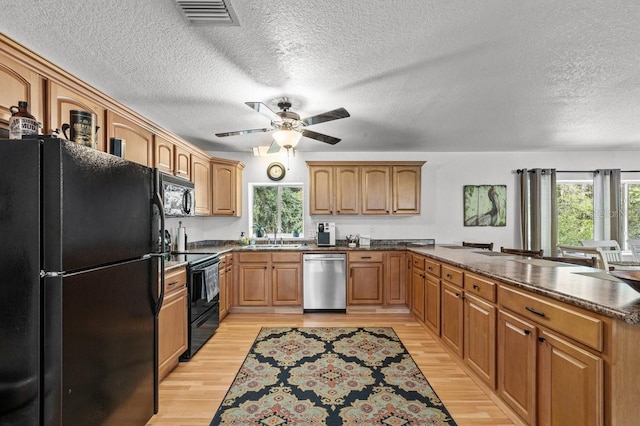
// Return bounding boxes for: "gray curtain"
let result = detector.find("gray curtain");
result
[519,168,557,255]
[593,169,622,243]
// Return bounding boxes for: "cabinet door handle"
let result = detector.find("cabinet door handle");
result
[537,337,546,343]
[167,280,179,287]
[473,284,479,290]
[454,292,461,298]
[523,329,531,335]
[361,256,372,259]
[446,274,452,279]
[526,306,546,317]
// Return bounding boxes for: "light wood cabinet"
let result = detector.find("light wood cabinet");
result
[464,293,497,388]
[225,254,234,314]
[411,259,425,321]
[498,285,604,425]
[47,81,105,151]
[361,165,391,215]
[106,110,153,166]
[271,253,302,306]
[384,251,406,305]
[308,165,334,215]
[392,165,421,214]
[154,134,175,175]
[424,258,441,335]
[0,50,44,137]
[191,153,211,216]
[158,267,188,381]
[441,281,464,357]
[335,166,360,214]
[175,145,191,180]
[237,252,301,307]
[348,251,383,304]
[306,161,424,216]
[219,256,228,319]
[211,159,244,216]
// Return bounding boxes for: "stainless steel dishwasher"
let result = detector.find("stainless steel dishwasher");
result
[303,253,347,312]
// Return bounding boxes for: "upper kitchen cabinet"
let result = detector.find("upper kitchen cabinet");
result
[211,158,245,216]
[308,165,334,215]
[0,49,44,136]
[154,134,192,180]
[335,166,360,214]
[392,165,421,214]
[307,161,425,216]
[361,165,391,215]
[106,110,153,166]
[47,81,105,151]
[191,153,211,216]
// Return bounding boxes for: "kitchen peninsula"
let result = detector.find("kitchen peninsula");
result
[187,241,639,426]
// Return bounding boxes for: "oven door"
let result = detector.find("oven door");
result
[189,260,220,320]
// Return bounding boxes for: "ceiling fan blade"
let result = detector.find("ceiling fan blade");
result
[245,102,281,122]
[267,140,281,154]
[301,107,350,126]
[215,128,272,137]
[301,129,341,145]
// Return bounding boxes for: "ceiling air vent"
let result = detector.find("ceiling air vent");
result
[174,0,239,26]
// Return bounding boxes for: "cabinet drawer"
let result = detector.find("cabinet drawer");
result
[442,264,463,287]
[412,255,425,270]
[499,286,603,351]
[164,267,186,293]
[464,273,496,302]
[238,252,270,263]
[348,251,383,262]
[272,252,301,263]
[424,258,441,277]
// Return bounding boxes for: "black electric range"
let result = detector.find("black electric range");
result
[170,251,221,360]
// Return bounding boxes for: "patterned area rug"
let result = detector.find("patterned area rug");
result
[210,327,457,425]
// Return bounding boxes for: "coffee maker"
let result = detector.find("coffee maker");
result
[316,222,335,246]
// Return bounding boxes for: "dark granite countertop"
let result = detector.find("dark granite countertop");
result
[176,240,640,324]
[408,245,640,324]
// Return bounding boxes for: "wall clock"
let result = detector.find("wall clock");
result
[267,162,286,181]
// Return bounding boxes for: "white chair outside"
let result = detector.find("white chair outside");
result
[579,240,623,264]
[628,239,640,262]
[558,245,609,270]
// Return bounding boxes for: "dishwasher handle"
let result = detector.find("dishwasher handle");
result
[304,257,345,262]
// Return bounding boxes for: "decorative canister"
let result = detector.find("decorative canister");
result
[9,101,39,139]
[63,110,97,148]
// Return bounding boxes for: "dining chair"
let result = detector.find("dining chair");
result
[628,239,640,262]
[542,256,598,268]
[500,247,543,258]
[462,241,494,251]
[558,245,609,270]
[579,240,623,263]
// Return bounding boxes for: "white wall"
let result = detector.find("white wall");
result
[167,149,640,250]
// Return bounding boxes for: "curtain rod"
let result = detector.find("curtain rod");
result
[517,169,640,174]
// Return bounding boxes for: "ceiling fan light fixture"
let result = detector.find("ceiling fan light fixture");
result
[273,129,302,148]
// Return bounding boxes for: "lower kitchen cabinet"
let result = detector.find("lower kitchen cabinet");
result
[348,251,383,304]
[464,293,496,388]
[158,266,188,381]
[384,251,406,304]
[410,256,425,321]
[225,254,234,313]
[440,281,464,357]
[237,252,301,307]
[219,255,229,319]
[424,257,441,335]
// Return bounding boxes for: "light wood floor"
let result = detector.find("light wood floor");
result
[147,313,523,426]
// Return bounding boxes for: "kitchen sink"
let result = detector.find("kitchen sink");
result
[241,244,307,250]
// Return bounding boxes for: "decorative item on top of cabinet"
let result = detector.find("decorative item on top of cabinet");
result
[158,266,188,381]
[211,158,245,216]
[191,153,211,216]
[0,50,44,137]
[47,81,105,151]
[106,110,153,166]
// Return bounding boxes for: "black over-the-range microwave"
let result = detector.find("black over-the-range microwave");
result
[160,172,195,217]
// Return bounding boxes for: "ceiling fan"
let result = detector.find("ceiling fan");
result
[215,99,350,153]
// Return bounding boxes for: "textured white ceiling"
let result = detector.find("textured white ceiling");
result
[2,0,640,153]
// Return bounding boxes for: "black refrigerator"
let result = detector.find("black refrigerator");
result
[0,137,166,425]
